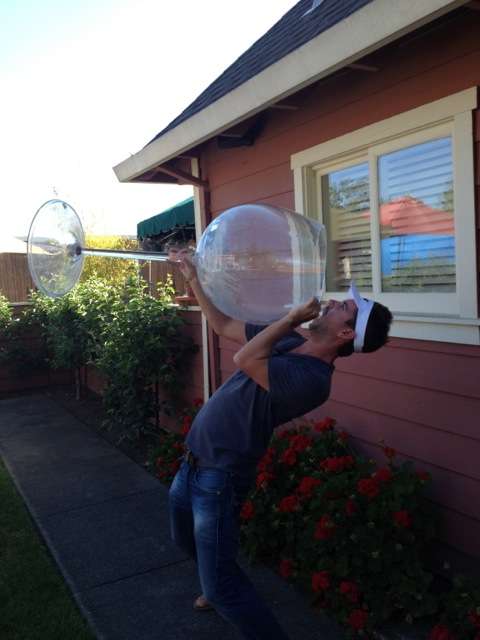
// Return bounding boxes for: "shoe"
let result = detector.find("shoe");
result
[193,594,214,612]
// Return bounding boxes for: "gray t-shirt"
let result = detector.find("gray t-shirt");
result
[185,323,333,478]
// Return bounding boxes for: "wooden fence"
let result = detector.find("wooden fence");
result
[0,253,188,304]
[140,260,189,297]
[0,253,33,303]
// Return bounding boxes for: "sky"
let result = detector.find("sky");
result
[1,0,296,244]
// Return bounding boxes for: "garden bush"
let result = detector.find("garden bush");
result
[149,398,204,482]
[0,293,48,375]
[428,576,480,639]
[80,235,139,284]
[4,274,197,440]
[152,414,441,636]
[0,292,11,332]
[239,418,438,636]
[94,275,197,441]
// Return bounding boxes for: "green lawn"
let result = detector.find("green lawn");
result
[0,460,95,640]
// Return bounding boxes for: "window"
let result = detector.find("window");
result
[291,88,478,344]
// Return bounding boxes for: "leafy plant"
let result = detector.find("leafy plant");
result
[0,292,12,332]
[0,294,49,376]
[95,276,198,442]
[239,418,437,636]
[428,576,480,639]
[149,398,203,483]
[26,289,92,399]
[80,235,139,284]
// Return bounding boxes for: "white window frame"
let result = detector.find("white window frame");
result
[291,88,479,345]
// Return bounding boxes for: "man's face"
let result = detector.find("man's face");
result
[308,298,358,335]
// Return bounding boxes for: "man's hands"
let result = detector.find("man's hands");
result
[176,250,197,283]
[287,297,321,328]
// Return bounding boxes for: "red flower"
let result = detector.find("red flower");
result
[289,434,313,453]
[170,459,181,474]
[470,611,480,627]
[278,429,295,440]
[280,448,297,466]
[348,609,368,630]
[374,467,392,483]
[257,447,276,472]
[181,415,193,435]
[256,471,275,489]
[313,417,335,432]
[297,476,322,498]
[383,445,396,459]
[470,610,480,627]
[240,500,255,520]
[155,456,164,468]
[279,495,299,513]
[429,624,456,640]
[340,581,360,603]
[279,558,294,579]
[338,430,349,442]
[320,456,355,473]
[394,510,412,528]
[193,397,203,407]
[314,515,335,540]
[357,478,380,499]
[345,499,357,516]
[311,571,330,592]
[417,471,430,482]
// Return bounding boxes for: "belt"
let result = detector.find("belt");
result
[183,449,211,469]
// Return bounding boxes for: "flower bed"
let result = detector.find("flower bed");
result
[151,412,479,638]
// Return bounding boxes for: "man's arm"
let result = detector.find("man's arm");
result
[233,297,321,390]
[178,253,246,344]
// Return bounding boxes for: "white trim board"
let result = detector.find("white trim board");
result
[113,0,466,183]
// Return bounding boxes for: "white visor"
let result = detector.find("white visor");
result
[348,281,374,353]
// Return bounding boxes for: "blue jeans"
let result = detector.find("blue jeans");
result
[168,460,290,640]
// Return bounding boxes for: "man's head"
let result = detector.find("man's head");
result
[308,283,392,358]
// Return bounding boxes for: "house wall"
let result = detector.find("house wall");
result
[199,9,480,558]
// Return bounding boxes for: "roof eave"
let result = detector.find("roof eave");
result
[113,0,467,183]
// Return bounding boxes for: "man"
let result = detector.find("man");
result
[169,254,392,640]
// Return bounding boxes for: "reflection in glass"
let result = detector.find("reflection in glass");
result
[379,137,455,292]
[321,162,371,291]
[27,200,85,298]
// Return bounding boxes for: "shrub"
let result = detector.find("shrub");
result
[26,288,94,399]
[428,576,480,639]
[150,399,204,483]
[0,293,49,375]
[239,418,437,636]
[0,292,11,332]
[80,235,139,284]
[95,276,198,441]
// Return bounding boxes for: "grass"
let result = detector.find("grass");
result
[0,460,95,640]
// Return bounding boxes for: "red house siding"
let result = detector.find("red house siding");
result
[198,10,480,558]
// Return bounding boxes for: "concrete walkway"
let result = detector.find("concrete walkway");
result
[0,392,346,640]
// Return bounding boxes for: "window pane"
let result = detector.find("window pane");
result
[322,162,371,291]
[379,137,455,292]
